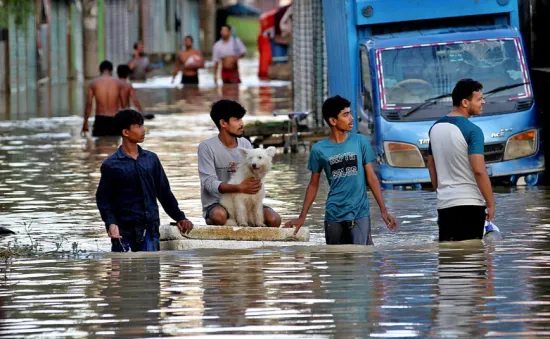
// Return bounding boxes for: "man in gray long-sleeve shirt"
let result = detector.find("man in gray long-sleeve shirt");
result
[198,99,281,227]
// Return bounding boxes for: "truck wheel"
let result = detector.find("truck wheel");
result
[525,173,543,186]
[382,183,394,190]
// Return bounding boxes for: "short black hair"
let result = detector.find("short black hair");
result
[114,109,144,136]
[117,64,130,78]
[221,24,232,31]
[322,95,351,125]
[185,35,194,42]
[452,79,483,106]
[210,99,246,129]
[133,41,141,50]
[99,60,113,72]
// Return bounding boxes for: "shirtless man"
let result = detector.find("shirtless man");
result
[117,64,143,112]
[82,60,124,137]
[213,25,247,84]
[171,35,205,85]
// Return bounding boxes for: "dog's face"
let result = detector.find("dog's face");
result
[239,147,276,177]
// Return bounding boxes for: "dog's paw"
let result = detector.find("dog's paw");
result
[225,219,237,226]
[238,223,248,227]
[256,223,266,228]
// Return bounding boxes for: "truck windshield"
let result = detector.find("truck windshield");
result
[375,38,532,121]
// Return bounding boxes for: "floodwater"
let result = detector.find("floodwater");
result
[1,60,550,337]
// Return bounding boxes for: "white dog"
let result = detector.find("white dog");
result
[220,146,276,227]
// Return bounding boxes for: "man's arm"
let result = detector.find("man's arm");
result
[82,86,94,133]
[171,55,181,83]
[235,38,247,58]
[284,172,321,234]
[128,57,137,70]
[130,86,143,112]
[365,163,397,230]
[198,143,226,194]
[96,163,118,230]
[427,155,438,190]
[212,44,220,84]
[213,62,219,84]
[470,154,495,220]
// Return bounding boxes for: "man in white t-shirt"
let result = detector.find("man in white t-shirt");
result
[427,79,495,242]
[212,25,247,84]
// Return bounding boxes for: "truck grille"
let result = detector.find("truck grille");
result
[420,143,505,164]
[515,98,533,111]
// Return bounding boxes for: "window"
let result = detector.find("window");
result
[360,46,373,113]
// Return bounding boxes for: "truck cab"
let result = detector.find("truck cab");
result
[323,0,544,188]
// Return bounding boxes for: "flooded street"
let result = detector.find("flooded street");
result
[1,60,550,337]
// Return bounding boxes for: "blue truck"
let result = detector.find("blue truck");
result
[322,0,544,188]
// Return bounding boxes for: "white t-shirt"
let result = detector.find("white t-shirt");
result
[429,116,486,210]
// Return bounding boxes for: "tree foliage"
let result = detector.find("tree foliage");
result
[0,0,35,29]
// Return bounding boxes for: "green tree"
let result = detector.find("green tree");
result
[0,0,35,29]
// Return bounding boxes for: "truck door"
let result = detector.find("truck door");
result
[359,45,375,136]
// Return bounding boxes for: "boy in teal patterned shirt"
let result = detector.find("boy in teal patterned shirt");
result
[285,96,397,245]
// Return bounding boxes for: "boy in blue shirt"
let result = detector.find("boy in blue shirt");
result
[285,96,397,245]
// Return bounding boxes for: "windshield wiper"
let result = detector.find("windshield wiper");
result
[484,82,530,97]
[402,93,452,118]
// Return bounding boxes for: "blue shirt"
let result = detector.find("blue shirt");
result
[308,133,376,222]
[428,116,485,209]
[96,146,187,238]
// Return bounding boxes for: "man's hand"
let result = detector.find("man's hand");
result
[381,210,398,231]
[177,219,193,234]
[486,204,495,221]
[238,178,262,194]
[81,121,89,134]
[284,217,306,235]
[229,162,238,173]
[108,224,121,239]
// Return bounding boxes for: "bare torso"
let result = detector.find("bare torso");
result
[90,76,122,116]
[179,49,203,76]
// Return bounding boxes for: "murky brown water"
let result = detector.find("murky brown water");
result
[1,61,550,337]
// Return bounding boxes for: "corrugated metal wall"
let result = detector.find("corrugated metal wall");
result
[128,0,140,51]
[8,15,37,92]
[142,0,178,54]
[104,0,139,67]
[50,0,69,84]
[292,0,327,127]
[71,1,84,81]
[181,0,200,47]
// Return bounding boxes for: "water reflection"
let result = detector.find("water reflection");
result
[2,243,550,337]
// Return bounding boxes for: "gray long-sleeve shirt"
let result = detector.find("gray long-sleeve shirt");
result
[198,136,252,216]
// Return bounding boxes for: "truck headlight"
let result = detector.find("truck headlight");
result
[383,141,425,168]
[503,129,537,160]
